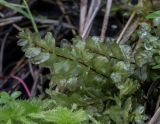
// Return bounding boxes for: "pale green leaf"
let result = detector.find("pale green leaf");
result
[25,47,41,58]
[32,52,50,64]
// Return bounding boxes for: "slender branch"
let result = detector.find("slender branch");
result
[0,28,12,76]
[100,0,112,42]
[80,0,88,35]
[133,38,141,54]
[148,107,160,124]
[85,23,93,39]
[82,0,101,39]
[120,18,139,44]
[23,0,38,33]
[0,16,23,27]
[57,0,76,35]
[155,95,160,113]
[85,0,96,24]
[30,71,39,98]
[35,18,76,29]
[11,75,31,97]
[116,12,136,44]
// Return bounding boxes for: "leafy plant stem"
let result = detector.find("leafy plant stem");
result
[32,41,109,79]
[23,0,39,33]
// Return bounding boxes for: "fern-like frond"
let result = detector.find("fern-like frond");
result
[17,29,153,123]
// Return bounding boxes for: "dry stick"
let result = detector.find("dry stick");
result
[57,0,76,35]
[80,0,88,36]
[28,60,35,80]
[0,16,23,23]
[133,39,141,55]
[28,60,39,97]
[143,81,159,112]
[0,57,26,88]
[116,12,136,44]
[82,0,101,39]
[85,0,96,24]
[37,74,45,97]
[148,107,160,124]
[155,95,160,113]
[12,24,23,31]
[81,0,96,38]
[0,27,12,76]
[83,0,97,38]
[30,71,39,97]
[35,18,76,29]
[85,22,93,39]
[9,58,26,77]
[100,0,112,42]
[120,18,139,44]
[0,16,23,27]
[0,16,75,29]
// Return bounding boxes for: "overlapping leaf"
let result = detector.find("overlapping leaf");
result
[18,29,147,123]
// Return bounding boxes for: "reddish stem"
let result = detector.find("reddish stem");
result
[11,75,31,97]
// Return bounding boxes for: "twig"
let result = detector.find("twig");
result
[35,18,76,29]
[12,71,30,94]
[28,60,35,79]
[82,0,99,39]
[28,59,39,97]
[0,16,23,27]
[37,74,44,96]
[9,58,26,76]
[11,75,31,97]
[155,95,160,113]
[0,57,26,88]
[100,0,112,42]
[80,0,87,35]
[116,12,136,44]
[57,0,76,35]
[148,107,160,124]
[85,0,96,24]
[85,23,93,39]
[12,24,23,31]
[0,27,12,76]
[133,39,141,54]
[82,0,101,39]
[0,16,76,29]
[30,71,39,98]
[120,18,139,44]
